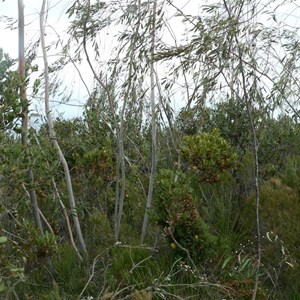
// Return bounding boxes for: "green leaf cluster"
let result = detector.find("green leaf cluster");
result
[182,129,238,182]
[154,169,216,264]
[0,48,22,132]
[0,234,25,296]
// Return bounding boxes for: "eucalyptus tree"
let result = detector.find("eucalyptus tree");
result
[54,0,299,260]
[114,0,144,242]
[66,0,119,241]
[18,0,43,233]
[64,0,166,242]
[152,0,300,297]
[40,0,88,257]
[221,2,261,298]
[141,0,158,243]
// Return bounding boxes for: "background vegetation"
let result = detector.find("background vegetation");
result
[1,0,300,299]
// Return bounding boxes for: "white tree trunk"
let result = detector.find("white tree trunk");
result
[18,0,43,233]
[40,0,88,257]
[141,0,158,244]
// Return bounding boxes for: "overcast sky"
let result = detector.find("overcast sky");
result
[1,0,300,120]
[0,1,71,57]
[0,0,85,119]
[0,0,202,120]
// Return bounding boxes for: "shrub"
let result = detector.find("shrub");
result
[154,169,216,265]
[86,210,114,248]
[181,129,238,183]
[244,174,300,297]
[0,235,25,297]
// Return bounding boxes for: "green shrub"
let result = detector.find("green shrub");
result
[154,169,216,265]
[244,174,300,297]
[86,209,114,253]
[0,235,25,297]
[80,145,114,187]
[20,223,58,272]
[106,245,228,299]
[181,129,238,183]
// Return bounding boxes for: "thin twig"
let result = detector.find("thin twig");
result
[166,229,197,271]
[21,183,54,234]
[77,252,103,299]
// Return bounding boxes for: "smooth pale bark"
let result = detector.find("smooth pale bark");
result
[222,1,261,298]
[40,0,87,257]
[80,0,120,242]
[33,132,83,261]
[115,123,126,242]
[237,53,261,299]
[52,178,83,261]
[238,57,261,300]
[114,0,143,242]
[141,0,158,244]
[18,0,43,233]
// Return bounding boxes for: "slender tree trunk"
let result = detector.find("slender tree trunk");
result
[40,0,88,257]
[81,0,120,242]
[235,22,261,300]
[239,67,261,300]
[115,120,126,241]
[237,56,261,299]
[52,178,83,261]
[33,132,83,260]
[18,0,43,233]
[141,0,157,243]
[231,16,261,300]
[221,2,261,296]
[114,151,121,242]
[114,0,143,242]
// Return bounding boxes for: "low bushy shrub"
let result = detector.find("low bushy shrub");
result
[154,169,216,265]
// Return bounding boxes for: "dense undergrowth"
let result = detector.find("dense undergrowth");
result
[1,103,300,299]
[2,0,300,297]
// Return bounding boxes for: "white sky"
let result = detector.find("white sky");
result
[1,0,300,120]
[0,1,90,121]
[0,0,202,120]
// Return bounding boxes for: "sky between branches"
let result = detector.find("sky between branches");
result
[1,0,300,120]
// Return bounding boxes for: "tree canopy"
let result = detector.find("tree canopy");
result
[1,0,300,298]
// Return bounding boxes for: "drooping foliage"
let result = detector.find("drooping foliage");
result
[1,0,300,298]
